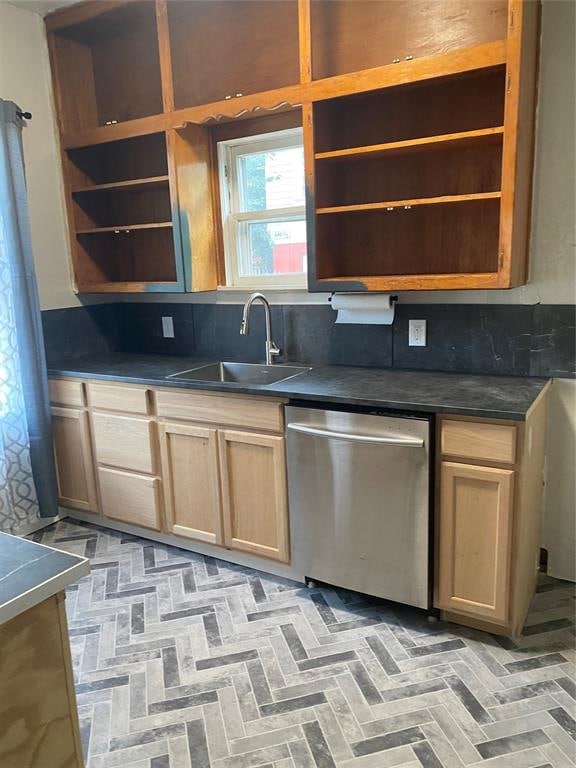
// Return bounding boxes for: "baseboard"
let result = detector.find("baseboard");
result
[15,511,69,537]
[67,509,305,583]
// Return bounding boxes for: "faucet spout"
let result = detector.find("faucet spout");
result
[240,293,280,365]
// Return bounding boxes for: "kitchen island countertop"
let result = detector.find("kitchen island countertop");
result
[0,532,89,626]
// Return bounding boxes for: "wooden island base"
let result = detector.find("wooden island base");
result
[0,593,84,768]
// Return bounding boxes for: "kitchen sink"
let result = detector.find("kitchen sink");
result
[168,362,312,386]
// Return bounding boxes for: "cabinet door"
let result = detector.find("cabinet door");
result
[219,430,289,563]
[437,461,514,623]
[98,467,161,531]
[158,423,222,544]
[51,406,97,512]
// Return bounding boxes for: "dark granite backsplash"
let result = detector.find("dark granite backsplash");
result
[42,302,576,378]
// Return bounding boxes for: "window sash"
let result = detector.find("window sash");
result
[218,129,307,288]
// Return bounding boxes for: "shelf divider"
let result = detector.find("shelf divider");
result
[316,192,501,215]
[315,126,504,162]
[72,176,170,194]
[76,222,173,234]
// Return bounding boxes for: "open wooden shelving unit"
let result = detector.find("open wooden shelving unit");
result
[45,0,539,294]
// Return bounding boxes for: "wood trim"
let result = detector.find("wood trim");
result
[437,461,514,624]
[509,388,548,635]
[155,0,174,113]
[298,0,312,83]
[314,272,501,291]
[158,422,223,545]
[171,124,219,292]
[498,0,540,287]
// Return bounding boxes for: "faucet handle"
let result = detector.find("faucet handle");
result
[267,341,281,359]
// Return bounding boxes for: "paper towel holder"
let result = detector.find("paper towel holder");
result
[329,292,399,325]
[328,292,398,304]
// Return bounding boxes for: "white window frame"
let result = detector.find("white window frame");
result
[217,128,307,289]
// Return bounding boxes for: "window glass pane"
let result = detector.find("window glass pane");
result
[239,220,307,278]
[238,146,305,212]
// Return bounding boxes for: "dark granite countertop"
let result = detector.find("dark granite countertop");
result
[0,533,89,625]
[48,353,549,420]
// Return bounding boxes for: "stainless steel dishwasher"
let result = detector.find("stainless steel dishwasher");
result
[286,406,431,609]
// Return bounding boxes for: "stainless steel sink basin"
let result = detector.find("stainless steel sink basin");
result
[168,362,311,386]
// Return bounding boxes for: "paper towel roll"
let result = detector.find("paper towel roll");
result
[331,293,396,325]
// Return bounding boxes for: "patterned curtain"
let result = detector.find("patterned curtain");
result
[0,100,58,532]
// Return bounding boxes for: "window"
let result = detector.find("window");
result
[218,128,307,289]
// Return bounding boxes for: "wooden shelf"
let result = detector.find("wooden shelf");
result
[315,127,505,162]
[77,282,181,293]
[76,222,173,235]
[72,176,169,194]
[316,192,501,215]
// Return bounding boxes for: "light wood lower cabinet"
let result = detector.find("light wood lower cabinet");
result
[51,405,97,512]
[159,423,223,545]
[219,430,289,563]
[98,466,162,531]
[50,379,290,563]
[437,461,514,624]
[158,423,290,562]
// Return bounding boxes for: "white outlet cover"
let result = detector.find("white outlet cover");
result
[408,319,427,347]
[162,316,175,339]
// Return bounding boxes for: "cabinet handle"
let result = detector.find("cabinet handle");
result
[288,423,424,447]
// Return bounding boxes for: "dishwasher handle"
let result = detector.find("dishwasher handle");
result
[287,422,425,447]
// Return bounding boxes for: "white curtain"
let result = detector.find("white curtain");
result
[0,100,57,532]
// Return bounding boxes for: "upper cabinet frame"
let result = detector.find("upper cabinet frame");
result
[45,0,539,293]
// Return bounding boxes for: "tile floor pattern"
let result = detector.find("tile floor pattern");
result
[32,520,576,768]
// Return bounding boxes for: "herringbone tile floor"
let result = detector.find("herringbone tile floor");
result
[32,520,576,768]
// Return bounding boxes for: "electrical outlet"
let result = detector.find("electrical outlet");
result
[408,319,427,347]
[161,316,175,339]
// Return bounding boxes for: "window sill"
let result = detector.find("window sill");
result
[217,285,309,292]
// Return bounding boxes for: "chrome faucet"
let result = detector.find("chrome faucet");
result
[240,293,280,365]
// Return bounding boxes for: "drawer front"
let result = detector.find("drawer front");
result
[49,378,85,407]
[441,420,517,464]
[155,389,284,432]
[98,467,161,530]
[89,382,149,415]
[92,413,155,474]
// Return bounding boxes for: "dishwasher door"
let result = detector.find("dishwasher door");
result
[286,406,431,609]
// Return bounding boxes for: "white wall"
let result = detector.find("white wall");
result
[0,0,78,309]
[543,379,576,581]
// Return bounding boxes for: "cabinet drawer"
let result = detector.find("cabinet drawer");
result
[155,389,284,432]
[98,467,161,530]
[441,420,517,464]
[88,382,149,415]
[49,378,85,407]
[92,413,155,473]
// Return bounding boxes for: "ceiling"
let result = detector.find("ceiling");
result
[8,0,80,16]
